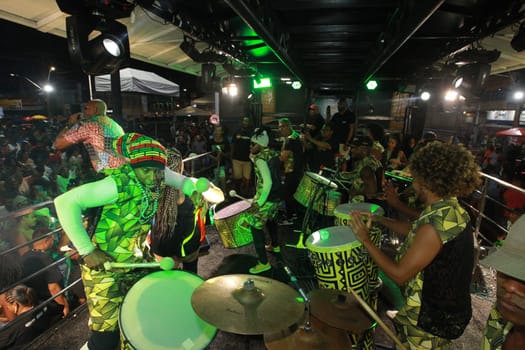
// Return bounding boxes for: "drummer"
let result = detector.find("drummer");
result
[346,136,383,203]
[149,147,222,274]
[54,133,219,350]
[348,142,481,349]
[240,128,282,274]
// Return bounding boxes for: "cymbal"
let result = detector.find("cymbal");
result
[309,289,374,333]
[191,274,305,335]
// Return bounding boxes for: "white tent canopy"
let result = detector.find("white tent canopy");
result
[94,68,179,97]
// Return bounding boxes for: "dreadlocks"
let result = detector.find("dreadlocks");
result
[0,253,22,293]
[152,147,184,239]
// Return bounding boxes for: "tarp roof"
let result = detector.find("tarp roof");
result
[175,105,212,117]
[94,68,179,97]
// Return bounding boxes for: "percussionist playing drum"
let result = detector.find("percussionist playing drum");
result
[54,133,222,350]
[239,127,282,274]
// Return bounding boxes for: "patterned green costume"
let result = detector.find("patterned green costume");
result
[82,164,156,332]
[480,306,512,350]
[393,197,470,349]
[241,148,281,228]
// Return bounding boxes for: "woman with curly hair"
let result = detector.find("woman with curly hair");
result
[349,142,482,349]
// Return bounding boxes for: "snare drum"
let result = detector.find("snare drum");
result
[213,201,253,248]
[120,270,217,350]
[333,203,384,290]
[294,172,338,214]
[306,226,369,302]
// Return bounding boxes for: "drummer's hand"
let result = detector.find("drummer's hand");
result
[82,248,114,270]
[348,211,372,244]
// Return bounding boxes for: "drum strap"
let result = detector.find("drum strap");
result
[180,209,199,257]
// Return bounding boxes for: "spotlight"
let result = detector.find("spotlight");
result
[420,91,431,101]
[66,14,130,75]
[452,63,491,95]
[514,90,525,101]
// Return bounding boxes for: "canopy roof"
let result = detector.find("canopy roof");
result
[95,68,179,97]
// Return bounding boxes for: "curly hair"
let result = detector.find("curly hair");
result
[409,142,481,198]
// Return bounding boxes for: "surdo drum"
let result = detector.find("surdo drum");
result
[213,201,253,248]
[293,172,340,216]
[333,203,384,290]
[305,226,370,303]
[119,270,217,350]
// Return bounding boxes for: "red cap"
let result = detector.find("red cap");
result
[309,104,319,111]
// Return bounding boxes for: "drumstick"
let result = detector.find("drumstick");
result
[344,286,408,350]
[229,190,252,204]
[104,257,175,271]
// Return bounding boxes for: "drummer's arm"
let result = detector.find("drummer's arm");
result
[372,215,411,236]
[384,182,421,220]
[255,159,271,206]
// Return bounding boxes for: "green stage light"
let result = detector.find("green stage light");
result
[366,80,378,90]
[253,77,272,89]
[291,81,302,90]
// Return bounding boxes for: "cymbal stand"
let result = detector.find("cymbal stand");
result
[283,265,313,330]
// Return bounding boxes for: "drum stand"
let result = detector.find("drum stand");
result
[294,180,335,248]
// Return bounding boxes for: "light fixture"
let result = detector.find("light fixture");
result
[420,91,431,101]
[222,79,238,97]
[253,77,271,89]
[291,81,302,90]
[513,90,524,101]
[66,14,130,75]
[444,89,459,101]
[366,80,378,90]
[452,63,491,95]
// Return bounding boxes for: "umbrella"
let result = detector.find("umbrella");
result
[31,115,48,120]
[496,127,525,137]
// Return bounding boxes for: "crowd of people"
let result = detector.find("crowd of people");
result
[0,97,524,349]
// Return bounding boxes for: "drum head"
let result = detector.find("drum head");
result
[213,201,251,220]
[334,203,384,218]
[120,270,217,350]
[305,226,361,252]
[306,172,338,189]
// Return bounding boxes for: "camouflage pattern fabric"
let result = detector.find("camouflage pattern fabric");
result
[351,155,382,193]
[480,305,512,350]
[393,197,470,349]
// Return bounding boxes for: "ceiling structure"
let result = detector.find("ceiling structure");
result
[1,0,525,96]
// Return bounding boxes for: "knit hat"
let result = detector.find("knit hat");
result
[481,215,525,282]
[114,133,167,169]
[251,128,269,147]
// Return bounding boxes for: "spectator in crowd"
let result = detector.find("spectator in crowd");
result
[330,97,356,149]
[209,125,230,192]
[384,133,408,171]
[0,284,56,350]
[304,122,338,171]
[54,99,126,174]
[480,215,525,350]
[278,118,304,224]
[349,142,482,349]
[304,104,325,139]
[230,117,253,196]
[403,134,418,160]
[502,175,525,226]
[21,228,69,320]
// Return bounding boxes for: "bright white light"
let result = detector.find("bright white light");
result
[291,81,302,90]
[514,90,525,101]
[103,38,121,57]
[420,91,431,101]
[43,84,54,93]
[444,90,459,101]
[222,83,238,97]
[453,77,464,89]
